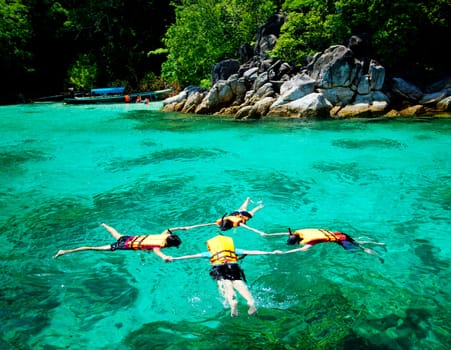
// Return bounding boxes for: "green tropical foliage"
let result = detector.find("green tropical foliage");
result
[0,0,32,101]
[67,54,98,90]
[161,0,276,86]
[271,7,348,64]
[272,0,450,80]
[0,0,449,104]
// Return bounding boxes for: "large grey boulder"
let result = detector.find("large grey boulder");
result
[212,59,240,85]
[195,79,239,114]
[437,96,451,111]
[319,87,355,107]
[267,92,333,118]
[271,73,316,107]
[307,45,360,88]
[391,78,423,101]
[182,91,206,113]
[369,60,385,91]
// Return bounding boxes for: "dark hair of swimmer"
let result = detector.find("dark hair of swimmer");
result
[165,234,182,248]
[287,228,301,245]
[220,219,234,231]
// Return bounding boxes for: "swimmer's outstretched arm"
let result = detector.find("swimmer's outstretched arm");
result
[164,223,217,233]
[282,244,312,254]
[262,232,290,236]
[241,249,283,255]
[239,223,270,236]
[171,253,203,261]
[152,247,173,262]
[239,224,290,237]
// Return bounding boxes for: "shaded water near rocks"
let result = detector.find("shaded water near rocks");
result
[0,102,449,349]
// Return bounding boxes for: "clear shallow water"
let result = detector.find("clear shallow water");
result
[0,102,449,349]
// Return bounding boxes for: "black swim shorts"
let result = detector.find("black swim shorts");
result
[230,210,252,219]
[110,236,131,251]
[210,263,246,282]
[336,234,359,250]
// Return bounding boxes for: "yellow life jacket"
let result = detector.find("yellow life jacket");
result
[129,233,169,250]
[207,235,238,264]
[294,229,339,245]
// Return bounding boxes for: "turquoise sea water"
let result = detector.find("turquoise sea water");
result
[0,102,449,349]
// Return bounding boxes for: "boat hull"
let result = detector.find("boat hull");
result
[64,89,173,104]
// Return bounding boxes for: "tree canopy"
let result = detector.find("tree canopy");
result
[273,0,450,82]
[0,0,449,104]
[160,0,276,87]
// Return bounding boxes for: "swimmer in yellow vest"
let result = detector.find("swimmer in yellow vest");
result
[171,235,282,317]
[280,228,386,263]
[53,223,202,261]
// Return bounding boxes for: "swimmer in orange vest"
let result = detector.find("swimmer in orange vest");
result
[179,197,265,234]
[279,228,386,263]
[215,197,264,231]
[53,223,204,261]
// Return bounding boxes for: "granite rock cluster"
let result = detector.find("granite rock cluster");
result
[162,15,451,119]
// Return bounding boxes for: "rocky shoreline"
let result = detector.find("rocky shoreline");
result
[161,16,450,120]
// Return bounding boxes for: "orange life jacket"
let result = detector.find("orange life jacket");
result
[294,229,339,245]
[128,233,169,250]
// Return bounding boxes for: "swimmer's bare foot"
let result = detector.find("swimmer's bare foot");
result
[53,250,65,259]
[248,306,257,315]
[231,301,238,317]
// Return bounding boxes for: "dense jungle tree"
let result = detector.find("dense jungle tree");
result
[161,0,277,87]
[0,0,175,104]
[0,0,33,102]
[272,0,450,84]
[0,0,449,104]
[60,0,175,91]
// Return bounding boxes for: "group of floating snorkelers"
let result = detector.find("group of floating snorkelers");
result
[54,197,386,317]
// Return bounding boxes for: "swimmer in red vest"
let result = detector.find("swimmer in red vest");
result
[53,223,203,261]
[281,228,386,263]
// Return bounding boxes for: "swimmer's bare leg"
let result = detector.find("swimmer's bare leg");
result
[233,280,257,315]
[217,280,239,317]
[101,223,122,240]
[248,203,264,216]
[359,246,384,264]
[53,245,111,259]
[238,197,252,211]
[356,240,387,251]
